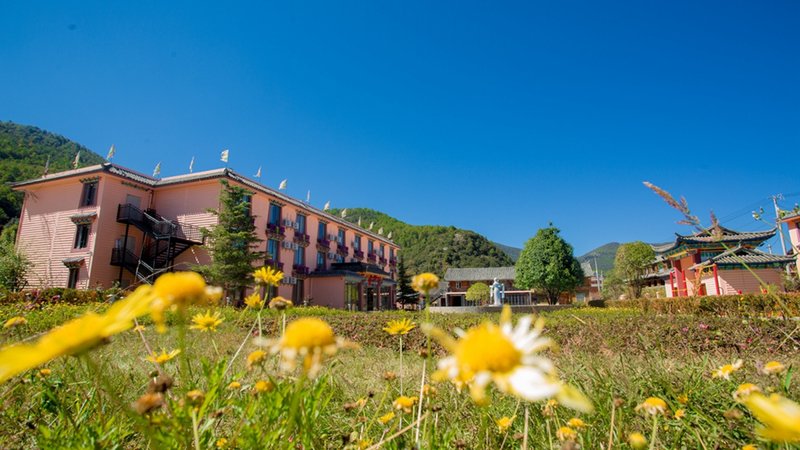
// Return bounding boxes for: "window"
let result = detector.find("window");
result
[74,224,90,249]
[335,254,344,263]
[337,228,345,245]
[267,239,280,262]
[268,203,282,226]
[242,194,253,217]
[354,235,362,251]
[390,248,395,260]
[316,251,326,270]
[455,281,462,289]
[292,280,304,305]
[296,214,307,233]
[318,221,327,240]
[294,247,305,266]
[67,267,80,288]
[380,244,386,257]
[368,240,374,254]
[80,181,98,207]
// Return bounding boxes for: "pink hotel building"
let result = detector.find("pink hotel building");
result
[12,163,400,310]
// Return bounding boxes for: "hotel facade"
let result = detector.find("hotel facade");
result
[12,163,400,310]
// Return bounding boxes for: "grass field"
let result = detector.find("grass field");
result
[1,297,798,449]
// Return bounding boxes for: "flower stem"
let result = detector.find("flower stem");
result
[649,415,659,450]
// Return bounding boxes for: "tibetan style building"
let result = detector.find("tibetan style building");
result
[11,163,399,310]
[652,226,793,297]
[780,209,800,273]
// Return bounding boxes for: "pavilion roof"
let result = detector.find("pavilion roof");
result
[780,209,800,222]
[444,266,516,282]
[653,226,777,255]
[688,245,794,270]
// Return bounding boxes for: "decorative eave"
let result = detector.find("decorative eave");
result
[70,211,97,225]
[688,245,794,271]
[655,227,777,257]
[62,256,85,268]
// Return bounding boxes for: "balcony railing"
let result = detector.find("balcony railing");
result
[293,232,310,246]
[353,249,364,259]
[292,264,310,276]
[265,259,284,272]
[337,244,349,255]
[117,203,203,244]
[367,253,377,262]
[267,223,286,238]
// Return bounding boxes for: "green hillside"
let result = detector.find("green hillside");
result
[577,242,620,273]
[0,122,105,228]
[492,242,521,262]
[330,208,514,277]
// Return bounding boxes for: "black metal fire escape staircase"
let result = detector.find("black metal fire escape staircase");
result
[111,203,205,284]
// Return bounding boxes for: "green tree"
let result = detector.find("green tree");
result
[396,257,416,307]
[613,241,655,299]
[515,226,584,304]
[600,269,625,301]
[0,223,30,292]
[465,282,490,305]
[196,181,263,302]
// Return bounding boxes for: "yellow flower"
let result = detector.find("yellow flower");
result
[677,393,689,404]
[268,296,293,310]
[227,381,241,390]
[742,445,758,450]
[357,440,371,450]
[246,349,267,370]
[132,392,164,415]
[383,318,416,335]
[3,316,27,329]
[378,411,396,425]
[741,392,800,442]
[496,415,514,433]
[0,284,155,384]
[411,273,439,294]
[628,432,648,449]
[244,293,263,309]
[636,397,668,416]
[133,324,146,332]
[567,417,586,429]
[762,361,786,375]
[712,359,743,380]
[393,395,417,413]
[38,368,51,377]
[543,399,558,416]
[190,310,223,332]
[253,266,284,287]
[149,271,218,332]
[674,409,686,419]
[556,426,577,441]
[146,348,181,364]
[253,379,274,393]
[186,389,205,406]
[733,383,761,402]
[269,317,356,378]
[426,305,591,411]
[216,438,228,448]
[422,384,437,397]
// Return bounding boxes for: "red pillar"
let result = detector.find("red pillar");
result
[669,269,675,297]
[713,264,721,296]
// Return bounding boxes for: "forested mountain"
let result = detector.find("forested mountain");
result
[0,122,105,228]
[577,242,620,273]
[492,242,522,261]
[330,208,514,277]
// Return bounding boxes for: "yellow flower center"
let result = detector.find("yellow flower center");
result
[282,318,335,349]
[455,324,521,374]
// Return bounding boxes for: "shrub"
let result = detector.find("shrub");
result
[606,293,800,317]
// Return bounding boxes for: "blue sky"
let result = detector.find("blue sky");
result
[1,1,798,255]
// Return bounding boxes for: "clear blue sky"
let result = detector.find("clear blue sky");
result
[1,1,798,255]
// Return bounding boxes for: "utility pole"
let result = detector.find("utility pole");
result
[772,194,789,255]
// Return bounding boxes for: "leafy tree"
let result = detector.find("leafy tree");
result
[196,181,263,302]
[0,223,30,292]
[613,241,656,299]
[600,269,626,301]
[465,282,490,305]
[515,226,584,304]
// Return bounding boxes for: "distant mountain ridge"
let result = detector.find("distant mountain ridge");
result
[492,242,521,262]
[330,208,514,277]
[577,242,620,273]
[0,122,106,227]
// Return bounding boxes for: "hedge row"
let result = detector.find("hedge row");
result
[0,287,122,307]
[604,293,800,317]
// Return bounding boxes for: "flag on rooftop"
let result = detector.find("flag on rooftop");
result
[153,162,162,177]
[368,222,374,230]
[306,190,311,203]
[358,217,362,226]
[279,179,287,190]
[189,156,195,173]
[254,166,262,178]
[72,151,81,169]
[387,231,393,239]
[378,227,384,235]
[43,155,50,176]
[106,144,115,161]
[341,208,347,218]
[220,149,229,163]
[323,201,331,211]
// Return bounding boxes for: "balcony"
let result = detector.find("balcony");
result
[292,264,310,276]
[353,249,364,260]
[367,253,377,262]
[265,259,284,272]
[336,244,349,256]
[389,257,398,266]
[293,232,310,247]
[266,223,286,240]
[379,257,387,265]
[316,238,331,252]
